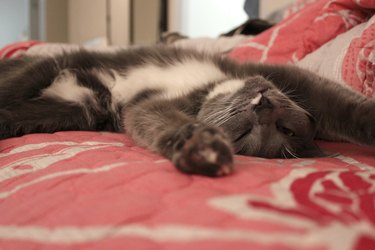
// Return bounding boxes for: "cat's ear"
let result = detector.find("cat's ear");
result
[295,141,329,158]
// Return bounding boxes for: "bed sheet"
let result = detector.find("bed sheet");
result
[1,132,375,250]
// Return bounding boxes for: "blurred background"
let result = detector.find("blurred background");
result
[0,0,294,48]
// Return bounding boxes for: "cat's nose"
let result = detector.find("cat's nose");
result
[255,96,273,112]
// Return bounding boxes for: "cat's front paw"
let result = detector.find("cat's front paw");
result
[172,125,234,177]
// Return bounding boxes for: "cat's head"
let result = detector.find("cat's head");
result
[198,75,324,158]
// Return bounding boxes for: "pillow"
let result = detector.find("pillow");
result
[297,15,375,96]
[0,41,42,59]
[229,0,374,64]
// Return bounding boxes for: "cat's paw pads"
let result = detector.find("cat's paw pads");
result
[173,126,234,177]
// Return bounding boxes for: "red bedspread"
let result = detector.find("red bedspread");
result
[1,0,375,249]
[1,132,375,250]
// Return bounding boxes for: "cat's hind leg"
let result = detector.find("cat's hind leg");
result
[0,98,97,139]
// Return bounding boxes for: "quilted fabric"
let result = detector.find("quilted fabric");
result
[1,132,375,250]
[230,0,375,97]
[229,0,374,64]
[0,41,43,59]
[297,14,375,96]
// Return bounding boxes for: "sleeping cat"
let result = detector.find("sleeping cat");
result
[0,46,374,176]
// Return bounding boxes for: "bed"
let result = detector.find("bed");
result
[1,0,375,249]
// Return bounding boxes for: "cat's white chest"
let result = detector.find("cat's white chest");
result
[109,59,227,104]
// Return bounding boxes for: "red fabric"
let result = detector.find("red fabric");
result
[0,40,42,59]
[341,19,375,95]
[0,132,374,249]
[229,0,374,64]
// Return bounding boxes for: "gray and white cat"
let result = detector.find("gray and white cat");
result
[0,46,373,176]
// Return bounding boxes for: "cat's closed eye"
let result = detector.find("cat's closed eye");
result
[276,122,295,137]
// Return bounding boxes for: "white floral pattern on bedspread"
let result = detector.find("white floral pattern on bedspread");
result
[0,132,375,250]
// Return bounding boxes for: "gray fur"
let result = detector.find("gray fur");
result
[0,46,374,176]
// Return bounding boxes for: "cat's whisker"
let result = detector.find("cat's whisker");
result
[216,117,233,127]
[204,102,238,125]
[212,107,243,127]
[284,146,299,159]
[203,108,232,125]
[211,113,233,127]
[281,148,288,159]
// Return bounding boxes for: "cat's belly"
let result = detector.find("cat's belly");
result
[41,59,227,107]
[109,59,227,104]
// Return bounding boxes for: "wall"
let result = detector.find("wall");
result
[168,0,298,37]
[45,0,68,42]
[133,0,160,45]
[168,0,248,38]
[68,0,107,44]
[110,0,130,45]
[0,0,29,47]
[0,0,131,47]
[68,0,130,45]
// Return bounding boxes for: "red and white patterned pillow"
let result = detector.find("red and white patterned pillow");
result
[298,15,375,96]
[0,41,43,59]
[229,0,374,64]
[229,0,375,97]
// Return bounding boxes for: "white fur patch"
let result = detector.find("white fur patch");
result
[207,79,245,100]
[251,93,262,105]
[199,148,218,163]
[93,69,116,89]
[110,59,227,104]
[42,71,95,105]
